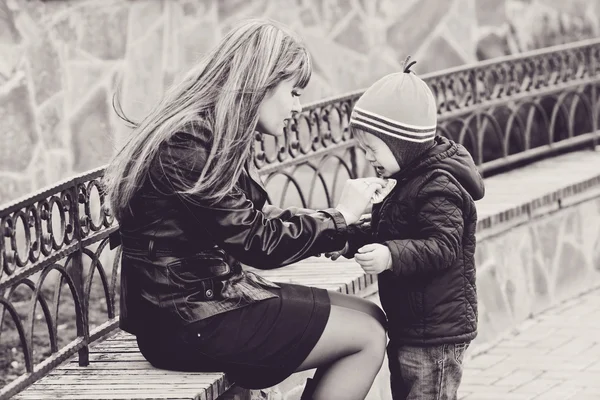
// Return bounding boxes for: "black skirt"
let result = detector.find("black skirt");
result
[136,283,331,389]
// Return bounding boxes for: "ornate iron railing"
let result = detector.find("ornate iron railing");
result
[2,38,600,398]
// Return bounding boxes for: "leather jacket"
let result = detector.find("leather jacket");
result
[117,128,348,334]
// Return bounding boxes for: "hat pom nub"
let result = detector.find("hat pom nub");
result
[403,55,417,73]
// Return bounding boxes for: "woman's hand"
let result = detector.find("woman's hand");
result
[336,177,386,225]
[324,242,350,261]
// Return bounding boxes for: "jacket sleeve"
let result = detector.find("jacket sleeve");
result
[262,204,316,220]
[153,131,348,269]
[384,174,464,277]
[343,217,376,257]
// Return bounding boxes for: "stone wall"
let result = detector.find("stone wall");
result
[1,0,600,205]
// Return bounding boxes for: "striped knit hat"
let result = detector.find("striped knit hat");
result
[350,58,438,167]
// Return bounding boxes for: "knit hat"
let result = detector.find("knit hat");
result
[349,58,438,167]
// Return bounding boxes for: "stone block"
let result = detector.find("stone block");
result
[0,79,38,172]
[180,0,213,18]
[49,13,79,54]
[262,0,303,28]
[564,209,583,243]
[29,145,48,191]
[476,30,511,61]
[299,72,334,104]
[26,30,62,105]
[121,25,164,122]
[36,94,66,149]
[69,88,113,172]
[414,35,467,75]
[0,1,21,44]
[475,0,507,27]
[129,1,164,40]
[538,0,597,17]
[0,175,32,207]
[476,266,515,342]
[554,242,588,294]
[16,0,71,26]
[386,0,453,65]
[363,49,401,84]
[65,61,111,109]
[44,150,72,186]
[445,0,477,59]
[177,19,220,73]
[218,0,270,23]
[532,219,559,272]
[298,7,318,28]
[333,14,369,55]
[506,0,598,53]
[0,1,22,82]
[319,0,354,31]
[530,258,552,311]
[77,4,129,60]
[304,31,367,93]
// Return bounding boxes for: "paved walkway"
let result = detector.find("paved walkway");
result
[460,287,600,400]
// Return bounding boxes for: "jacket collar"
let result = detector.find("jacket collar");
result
[245,159,269,196]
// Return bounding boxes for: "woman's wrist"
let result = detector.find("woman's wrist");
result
[335,206,357,225]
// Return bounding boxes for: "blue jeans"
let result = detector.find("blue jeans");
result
[387,341,469,400]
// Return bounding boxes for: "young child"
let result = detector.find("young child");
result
[340,61,485,400]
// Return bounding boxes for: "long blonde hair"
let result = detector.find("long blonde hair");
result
[103,18,311,221]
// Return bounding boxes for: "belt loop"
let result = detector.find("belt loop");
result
[147,239,156,260]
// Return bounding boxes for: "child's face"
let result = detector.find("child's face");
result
[355,131,400,177]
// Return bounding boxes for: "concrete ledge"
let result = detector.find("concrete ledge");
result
[472,149,600,354]
[476,149,600,240]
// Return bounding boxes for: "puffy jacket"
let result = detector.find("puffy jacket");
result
[117,127,348,334]
[346,136,485,345]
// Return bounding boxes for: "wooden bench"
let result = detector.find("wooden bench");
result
[13,257,377,400]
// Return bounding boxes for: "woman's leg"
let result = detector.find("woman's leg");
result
[295,299,387,400]
[309,291,388,388]
[328,291,387,328]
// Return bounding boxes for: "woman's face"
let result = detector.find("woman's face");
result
[257,79,303,137]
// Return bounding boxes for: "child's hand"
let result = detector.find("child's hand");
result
[355,244,392,274]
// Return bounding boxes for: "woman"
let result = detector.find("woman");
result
[103,18,387,400]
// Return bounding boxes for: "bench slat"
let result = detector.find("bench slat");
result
[55,370,226,376]
[15,391,199,400]
[68,353,148,362]
[38,376,225,383]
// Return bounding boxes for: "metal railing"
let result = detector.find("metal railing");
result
[2,38,600,398]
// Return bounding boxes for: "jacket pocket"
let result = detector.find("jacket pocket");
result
[454,342,469,364]
[408,291,424,319]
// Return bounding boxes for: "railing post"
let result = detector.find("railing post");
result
[347,100,360,181]
[349,145,359,180]
[70,183,89,366]
[470,66,485,172]
[591,45,599,150]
